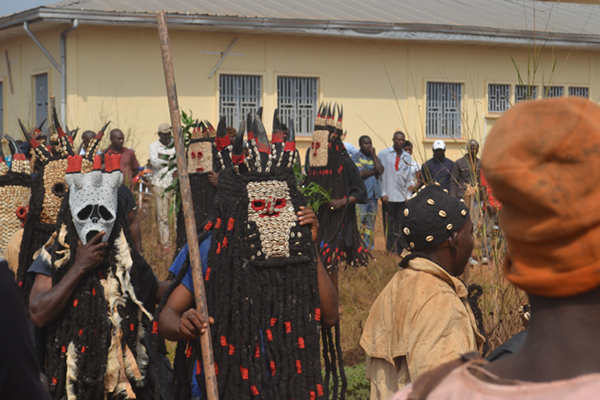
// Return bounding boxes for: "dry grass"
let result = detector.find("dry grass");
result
[137,197,525,367]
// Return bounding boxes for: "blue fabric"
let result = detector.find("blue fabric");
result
[168,232,212,397]
[357,199,378,249]
[351,150,381,199]
[27,250,53,277]
[169,232,212,293]
[421,157,455,192]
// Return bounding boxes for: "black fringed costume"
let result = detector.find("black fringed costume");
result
[155,112,340,400]
[304,104,367,270]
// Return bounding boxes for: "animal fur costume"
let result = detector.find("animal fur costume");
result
[0,134,32,258]
[154,112,344,400]
[175,120,218,252]
[304,103,368,270]
[16,109,108,291]
[38,153,159,400]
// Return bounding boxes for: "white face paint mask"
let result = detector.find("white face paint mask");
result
[65,154,123,244]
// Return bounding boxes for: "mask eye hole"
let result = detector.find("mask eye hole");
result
[52,182,67,197]
[99,206,113,221]
[77,205,93,220]
[252,200,266,211]
[197,151,203,159]
[274,198,286,209]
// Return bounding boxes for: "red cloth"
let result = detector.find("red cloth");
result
[105,147,139,186]
[479,170,501,210]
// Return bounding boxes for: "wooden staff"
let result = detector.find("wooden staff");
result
[156,11,219,400]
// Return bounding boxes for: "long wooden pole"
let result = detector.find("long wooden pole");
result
[156,11,219,400]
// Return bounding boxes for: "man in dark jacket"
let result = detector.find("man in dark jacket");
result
[450,139,481,200]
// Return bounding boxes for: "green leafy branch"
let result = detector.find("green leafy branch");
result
[293,163,332,211]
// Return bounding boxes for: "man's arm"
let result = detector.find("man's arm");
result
[127,210,143,253]
[130,151,141,181]
[372,148,384,176]
[29,232,108,328]
[297,206,339,327]
[158,284,213,341]
[148,143,160,169]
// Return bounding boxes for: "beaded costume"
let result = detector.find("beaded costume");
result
[0,134,31,258]
[157,112,338,400]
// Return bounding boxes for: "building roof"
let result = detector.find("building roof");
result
[2,0,600,48]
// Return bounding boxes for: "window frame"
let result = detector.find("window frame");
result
[276,76,319,137]
[543,86,564,98]
[424,81,464,139]
[515,84,538,104]
[218,73,264,130]
[487,83,511,114]
[568,86,589,99]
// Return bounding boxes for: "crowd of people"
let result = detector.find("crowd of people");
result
[1,97,600,400]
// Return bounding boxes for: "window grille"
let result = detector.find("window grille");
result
[0,82,3,134]
[515,85,537,103]
[569,87,589,98]
[277,77,318,136]
[426,82,462,138]
[219,75,262,129]
[488,84,510,113]
[544,86,563,98]
[34,73,49,135]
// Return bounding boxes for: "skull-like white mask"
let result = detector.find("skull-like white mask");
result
[65,154,123,244]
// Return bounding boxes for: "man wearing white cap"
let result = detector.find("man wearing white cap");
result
[418,140,454,192]
[149,123,176,250]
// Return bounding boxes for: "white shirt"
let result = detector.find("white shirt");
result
[378,146,415,202]
[148,139,176,188]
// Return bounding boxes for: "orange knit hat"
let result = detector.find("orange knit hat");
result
[482,97,600,297]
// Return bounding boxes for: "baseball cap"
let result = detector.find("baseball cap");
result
[468,139,479,149]
[432,140,446,150]
[158,123,172,134]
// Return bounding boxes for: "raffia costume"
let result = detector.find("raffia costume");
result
[175,121,218,252]
[0,135,31,259]
[304,103,368,270]
[157,112,344,400]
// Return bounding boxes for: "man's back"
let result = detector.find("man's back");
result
[361,257,484,397]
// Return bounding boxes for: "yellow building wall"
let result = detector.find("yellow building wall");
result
[0,24,597,167]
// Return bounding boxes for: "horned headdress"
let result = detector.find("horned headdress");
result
[0,134,32,258]
[156,110,337,400]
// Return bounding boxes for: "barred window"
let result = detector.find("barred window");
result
[569,87,589,98]
[544,86,563,98]
[515,85,538,103]
[34,73,49,135]
[488,84,510,113]
[426,82,462,138]
[277,77,318,136]
[219,75,262,129]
